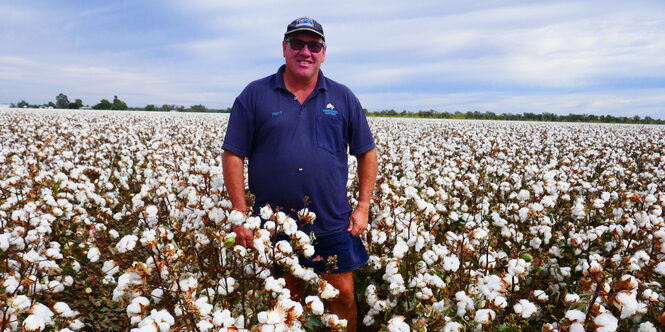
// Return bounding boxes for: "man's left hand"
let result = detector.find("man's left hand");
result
[347,205,369,236]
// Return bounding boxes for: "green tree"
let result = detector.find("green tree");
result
[111,96,128,110]
[55,93,70,109]
[68,99,83,109]
[145,104,157,111]
[17,100,29,108]
[93,99,112,110]
[189,104,207,112]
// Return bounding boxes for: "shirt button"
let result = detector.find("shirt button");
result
[293,96,297,101]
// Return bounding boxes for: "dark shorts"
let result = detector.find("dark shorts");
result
[274,231,369,274]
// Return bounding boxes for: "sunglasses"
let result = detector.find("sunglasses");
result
[285,38,325,53]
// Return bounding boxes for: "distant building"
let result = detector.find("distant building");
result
[80,106,92,110]
[0,103,12,108]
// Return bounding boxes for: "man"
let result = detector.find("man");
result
[222,17,377,331]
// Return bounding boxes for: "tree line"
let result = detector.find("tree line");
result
[10,93,231,113]
[366,109,665,125]
[9,93,661,123]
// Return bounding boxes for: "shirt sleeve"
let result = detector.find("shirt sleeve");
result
[222,97,254,157]
[347,94,376,156]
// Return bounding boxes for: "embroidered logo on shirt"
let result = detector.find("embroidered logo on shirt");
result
[323,103,337,116]
[272,111,283,116]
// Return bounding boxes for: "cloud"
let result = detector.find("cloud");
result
[359,88,665,118]
[1,0,665,118]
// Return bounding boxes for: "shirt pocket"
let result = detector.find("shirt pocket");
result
[316,115,344,154]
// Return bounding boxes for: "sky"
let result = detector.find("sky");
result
[2,0,665,119]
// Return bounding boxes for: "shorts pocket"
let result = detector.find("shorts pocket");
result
[316,115,344,153]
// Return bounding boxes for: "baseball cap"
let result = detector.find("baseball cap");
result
[284,17,325,40]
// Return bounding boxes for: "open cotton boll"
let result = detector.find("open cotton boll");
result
[594,312,618,332]
[127,296,150,316]
[392,240,408,259]
[102,260,120,276]
[443,255,460,272]
[442,321,462,332]
[318,280,339,299]
[513,299,538,319]
[654,262,665,275]
[22,314,46,332]
[305,296,324,315]
[387,315,410,332]
[474,309,496,324]
[637,321,658,332]
[455,291,474,317]
[227,210,245,226]
[212,309,235,327]
[87,247,100,262]
[11,295,31,311]
[116,235,139,253]
[217,277,237,296]
[565,293,581,304]
[565,309,585,322]
[53,302,78,318]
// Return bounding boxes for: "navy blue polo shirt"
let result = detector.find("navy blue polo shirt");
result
[222,65,376,236]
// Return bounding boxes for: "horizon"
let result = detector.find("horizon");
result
[2,1,665,118]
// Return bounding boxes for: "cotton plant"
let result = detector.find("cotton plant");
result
[2,110,665,330]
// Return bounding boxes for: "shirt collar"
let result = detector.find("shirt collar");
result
[274,64,328,92]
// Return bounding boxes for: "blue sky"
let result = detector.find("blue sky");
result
[2,0,665,118]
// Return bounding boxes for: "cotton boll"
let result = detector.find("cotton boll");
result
[637,321,657,332]
[151,288,164,303]
[212,309,235,327]
[455,291,474,317]
[102,260,120,276]
[260,205,273,220]
[386,315,410,332]
[53,302,78,318]
[513,299,538,319]
[443,255,460,272]
[196,320,214,331]
[570,322,585,332]
[318,280,339,300]
[443,321,462,332]
[614,291,640,318]
[533,289,549,302]
[87,247,101,262]
[565,309,585,322]
[594,312,618,332]
[116,235,139,253]
[227,210,246,226]
[22,314,45,332]
[563,294,580,304]
[305,296,324,315]
[392,240,408,259]
[127,296,150,316]
[653,262,665,275]
[474,309,496,324]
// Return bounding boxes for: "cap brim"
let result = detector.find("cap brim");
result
[284,28,325,40]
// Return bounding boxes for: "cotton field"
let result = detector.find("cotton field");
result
[1,109,664,331]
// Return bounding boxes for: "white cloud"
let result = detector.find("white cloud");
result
[1,0,665,118]
[359,89,665,118]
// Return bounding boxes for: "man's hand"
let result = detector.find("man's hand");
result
[233,225,254,248]
[347,204,369,236]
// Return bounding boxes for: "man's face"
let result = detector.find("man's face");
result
[283,32,326,83]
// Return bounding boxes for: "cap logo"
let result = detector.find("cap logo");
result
[296,18,314,27]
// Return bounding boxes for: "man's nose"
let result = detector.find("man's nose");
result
[298,45,312,56]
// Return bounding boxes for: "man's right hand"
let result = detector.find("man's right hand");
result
[233,225,254,248]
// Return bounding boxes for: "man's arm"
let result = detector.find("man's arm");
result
[347,148,378,236]
[222,150,253,248]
